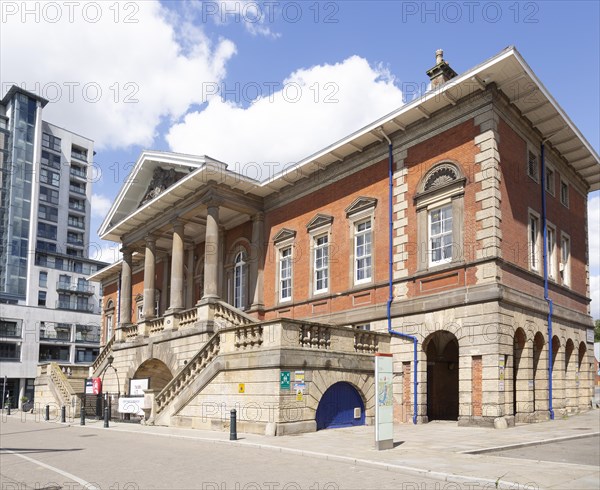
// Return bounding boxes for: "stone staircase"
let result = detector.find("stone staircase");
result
[34,362,89,415]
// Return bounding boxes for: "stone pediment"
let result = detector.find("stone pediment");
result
[139,167,188,208]
[306,214,333,232]
[345,196,377,217]
[273,228,296,244]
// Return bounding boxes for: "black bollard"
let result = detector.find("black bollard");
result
[230,409,237,441]
[103,406,109,428]
[6,399,10,416]
[61,405,66,423]
[80,405,86,425]
[45,404,50,421]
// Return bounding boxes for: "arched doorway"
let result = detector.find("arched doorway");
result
[425,331,459,421]
[316,382,365,430]
[131,359,174,394]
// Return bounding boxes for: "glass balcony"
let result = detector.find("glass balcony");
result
[69,184,86,195]
[69,167,87,179]
[56,281,94,295]
[56,300,94,313]
[39,325,71,341]
[69,201,86,213]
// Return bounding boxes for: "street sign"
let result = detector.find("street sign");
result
[280,371,290,390]
[238,383,245,394]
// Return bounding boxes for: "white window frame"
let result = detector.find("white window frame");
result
[545,163,555,196]
[560,232,571,287]
[560,178,569,208]
[279,245,293,302]
[428,203,453,267]
[354,218,373,285]
[527,147,539,182]
[233,251,247,310]
[546,222,557,280]
[528,210,541,273]
[313,233,329,295]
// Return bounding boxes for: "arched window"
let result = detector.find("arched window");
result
[104,299,115,343]
[233,251,247,310]
[415,162,465,270]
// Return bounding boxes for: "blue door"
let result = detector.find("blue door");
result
[316,382,365,430]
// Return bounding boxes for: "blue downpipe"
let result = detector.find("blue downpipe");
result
[540,142,554,420]
[384,138,418,425]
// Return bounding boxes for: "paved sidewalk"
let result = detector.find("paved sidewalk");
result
[6,408,600,489]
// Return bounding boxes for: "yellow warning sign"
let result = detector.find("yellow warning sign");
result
[238,383,245,393]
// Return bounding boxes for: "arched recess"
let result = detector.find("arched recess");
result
[533,332,546,412]
[424,330,459,421]
[315,382,366,430]
[513,328,528,416]
[131,359,174,394]
[552,335,563,409]
[564,339,575,409]
[577,342,588,409]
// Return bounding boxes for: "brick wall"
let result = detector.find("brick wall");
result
[402,119,481,296]
[263,159,389,318]
[497,117,588,313]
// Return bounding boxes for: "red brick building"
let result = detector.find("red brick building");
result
[89,47,598,431]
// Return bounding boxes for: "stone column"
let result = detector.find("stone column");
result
[143,236,156,319]
[203,204,220,299]
[168,221,185,312]
[120,248,133,325]
[186,248,194,308]
[218,226,225,299]
[250,212,264,310]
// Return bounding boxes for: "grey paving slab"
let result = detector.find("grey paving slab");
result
[2,408,599,489]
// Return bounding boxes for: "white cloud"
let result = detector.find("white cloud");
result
[588,193,600,320]
[88,242,122,266]
[202,1,281,38]
[91,193,112,219]
[0,1,236,149]
[166,56,404,177]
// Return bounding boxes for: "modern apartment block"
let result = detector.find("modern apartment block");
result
[0,86,106,409]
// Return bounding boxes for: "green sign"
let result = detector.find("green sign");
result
[280,371,291,390]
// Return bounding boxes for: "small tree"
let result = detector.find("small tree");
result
[595,319,600,342]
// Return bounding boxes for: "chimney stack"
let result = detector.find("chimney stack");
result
[427,49,458,89]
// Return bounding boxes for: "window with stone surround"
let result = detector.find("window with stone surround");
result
[233,251,247,309]
[307,214,333,296]
[226,242,250,310]
[104,299,115,342]
[560,179,569,208]
[415,163,465,271]
[545,164,555,195]
[279,246,292,302]
[273,228,296,304]
[546,222,557,280]
[560,232,571,287]
[528,211,540,273]
[346,197,377,287]
[527,150,539,182]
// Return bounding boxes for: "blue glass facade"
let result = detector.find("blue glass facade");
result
[0,93,37,300]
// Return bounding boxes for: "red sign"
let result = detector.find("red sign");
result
[92,378,102,395]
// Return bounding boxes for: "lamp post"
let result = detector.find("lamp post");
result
[100,354,120,423]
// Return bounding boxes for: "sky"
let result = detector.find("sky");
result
[1,0,598,317]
